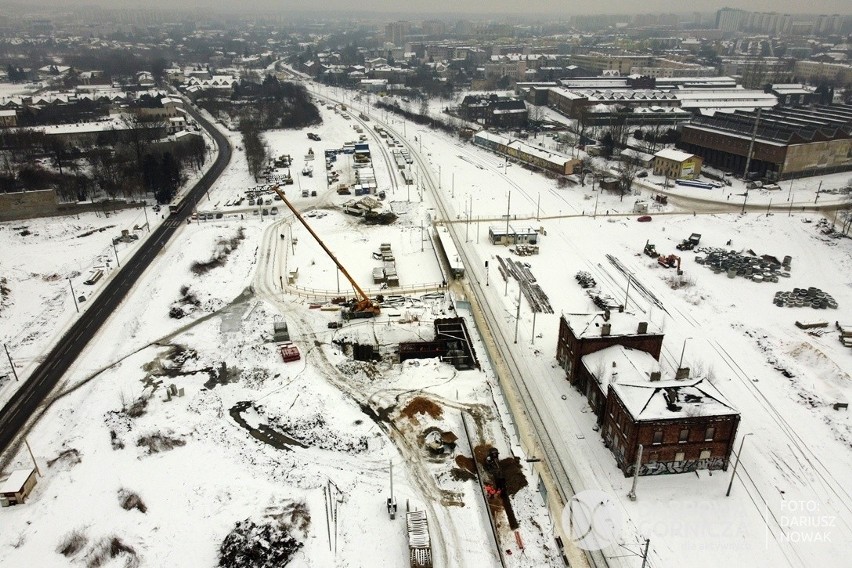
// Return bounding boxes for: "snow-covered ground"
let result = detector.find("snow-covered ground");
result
[0,125,215,407]
[2,79,851,568]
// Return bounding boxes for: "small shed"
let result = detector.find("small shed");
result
[488,226,539,246]
[0,468,37,506]
[273,321,290,342]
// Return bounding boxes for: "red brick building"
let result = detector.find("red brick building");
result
[555,312,664,386]
[603,377,740,476]
[559,326,740,477]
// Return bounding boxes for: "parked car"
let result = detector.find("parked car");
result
[270,207,278,215]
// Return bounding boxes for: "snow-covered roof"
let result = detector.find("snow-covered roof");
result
[611,378,739,421]
[654,149,695,163]
[565,312,660,340]
[582,344,660,392]
[0,469,34,493]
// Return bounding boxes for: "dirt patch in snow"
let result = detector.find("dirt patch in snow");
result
[84,536,139,568]
[472,444,528,497]
[47,448,82,470]
[191,227,246,275]
[401,396,443,420]
[136,432,186,454]
[118,489,148,514]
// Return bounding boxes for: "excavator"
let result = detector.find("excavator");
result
[270,184,381,319]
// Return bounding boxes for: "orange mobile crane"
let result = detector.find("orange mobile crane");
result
[271,185,380,319]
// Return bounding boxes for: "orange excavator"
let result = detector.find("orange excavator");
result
[657,254,681,270]
[271,184,380,318]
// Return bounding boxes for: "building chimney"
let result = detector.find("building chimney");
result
[638,321,648,334]
[601,323,611,336]
[675,367,690,380]
[650,371,661,382]
[603,308,610,321]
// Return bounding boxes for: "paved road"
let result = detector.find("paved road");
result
[0,103,232,455]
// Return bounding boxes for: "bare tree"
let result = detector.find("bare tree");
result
[616,159,640,202]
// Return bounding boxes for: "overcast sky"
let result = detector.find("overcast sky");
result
[16,1,852,16]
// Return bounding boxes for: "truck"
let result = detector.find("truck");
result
[676,233,702,251]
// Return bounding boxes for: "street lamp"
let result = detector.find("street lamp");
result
[726,432,753,497]
[677,337,693,370]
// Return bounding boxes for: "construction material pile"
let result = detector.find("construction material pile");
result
[695,248,791,283]
[575,271,596,289]
[774,287,838,309]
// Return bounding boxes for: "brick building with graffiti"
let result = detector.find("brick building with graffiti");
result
[583,344,740,476]
[556,311,740,476]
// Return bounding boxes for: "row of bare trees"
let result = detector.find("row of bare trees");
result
[0,118,207,203]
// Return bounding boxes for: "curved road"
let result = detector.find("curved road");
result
[0,103,232,455]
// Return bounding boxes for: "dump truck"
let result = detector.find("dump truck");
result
[676,233,702,251]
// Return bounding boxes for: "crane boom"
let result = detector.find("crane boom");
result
[271,185,379,315]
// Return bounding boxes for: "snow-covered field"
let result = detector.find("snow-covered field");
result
[1,80,851,568]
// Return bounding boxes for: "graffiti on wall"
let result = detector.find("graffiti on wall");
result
[632,457,727,476]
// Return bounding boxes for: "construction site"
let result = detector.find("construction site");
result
[2,79,852,568]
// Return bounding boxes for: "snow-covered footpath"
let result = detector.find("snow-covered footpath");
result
[1,84,851,568]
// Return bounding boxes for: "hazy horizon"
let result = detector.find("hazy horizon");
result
[2,0,851,17]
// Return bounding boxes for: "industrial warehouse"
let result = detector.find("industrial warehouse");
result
[679,104,852,180]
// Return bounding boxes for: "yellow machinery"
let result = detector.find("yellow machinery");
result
[271,185,380,318]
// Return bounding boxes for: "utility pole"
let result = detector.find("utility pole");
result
[68,277,79,313]
[536,193,540,221]
[531,310,537,345]
[24,438,42,477]
[112,241,120,267]
[726,433,753,496]
[485,261,489,286]
[505,191,511,236]
[640,538,651,568]
[628,444,643,500]
[420,222,424,252]
[678,337,692,370]
[742,106,762,185]
[142,202,149,232]
[513,283,522,344]
[3,343,18,382]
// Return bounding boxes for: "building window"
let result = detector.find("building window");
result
[704,427,715,441]
[652,430,663,445]
[699,449,711,460]
[674,451,685,463]
[679,428,689,443]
